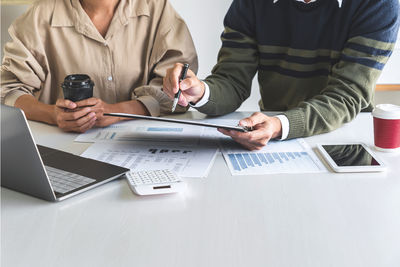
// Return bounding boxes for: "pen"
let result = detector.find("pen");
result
[171,63,189,112]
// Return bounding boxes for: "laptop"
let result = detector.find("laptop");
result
[1,105,129,202]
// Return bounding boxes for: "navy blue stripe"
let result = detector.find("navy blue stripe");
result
[223,0,399,61]
[260,52,340,65]
[341,54,384,70]
[346,42,393,57]
[221,32,245,40]
[222,41,258,49]
[259,65,330,78]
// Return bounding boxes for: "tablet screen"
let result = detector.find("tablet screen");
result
[321,144,380,167]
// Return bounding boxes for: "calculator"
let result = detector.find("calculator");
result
[125,170,186,196]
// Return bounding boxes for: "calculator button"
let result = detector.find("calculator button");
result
[126,170,180,186]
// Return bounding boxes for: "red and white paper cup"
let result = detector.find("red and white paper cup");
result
[372,104,400,152]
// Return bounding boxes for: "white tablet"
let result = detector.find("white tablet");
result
[104,113,252,132]
[317,143,386,173]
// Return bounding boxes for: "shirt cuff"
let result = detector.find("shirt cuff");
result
[136,95,160,117]
[274,115,289,140]
[189,81,210,108]
[4,90,29,106]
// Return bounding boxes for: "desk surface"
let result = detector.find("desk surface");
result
[2,112,400,267]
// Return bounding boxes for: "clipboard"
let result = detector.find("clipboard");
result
[104,113,252,132]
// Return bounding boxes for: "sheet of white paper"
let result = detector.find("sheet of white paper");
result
[81,141,219,178]
[200,119,327,175]
[75,120,202,144]
[78,118,325,177]
[221,138,326,175]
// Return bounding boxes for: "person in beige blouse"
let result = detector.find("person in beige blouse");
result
[0,0,198,132]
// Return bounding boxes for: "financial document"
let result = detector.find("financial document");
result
[75,120,202,144]
[221,138,326,175]
[77,117,326,177]
[81,141,218,178]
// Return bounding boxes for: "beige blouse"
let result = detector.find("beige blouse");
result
[0,0,198,116]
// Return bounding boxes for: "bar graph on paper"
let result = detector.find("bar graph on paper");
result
[221,138,326,175]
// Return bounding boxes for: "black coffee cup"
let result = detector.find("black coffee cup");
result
[62,74,94,102]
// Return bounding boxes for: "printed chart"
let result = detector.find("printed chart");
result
[221,139,326,175]
[75,120,202,145]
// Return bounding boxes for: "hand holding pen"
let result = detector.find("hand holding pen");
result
[164,63,206,110]
[171,63,189,112]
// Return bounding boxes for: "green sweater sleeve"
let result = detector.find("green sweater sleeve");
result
[197,0,399,140]
[283,4,399,139]
[284,42,398,139]
[196,27,258,116]
[196,0,258,116]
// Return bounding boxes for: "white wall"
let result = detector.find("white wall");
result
[168,0,261,111]
[169,0,231,78]
[1,5,30,59]
[379,0,400,84]
[377,50,400,85]
[1,1,399,111]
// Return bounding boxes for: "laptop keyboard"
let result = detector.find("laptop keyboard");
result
[45,166,96,194]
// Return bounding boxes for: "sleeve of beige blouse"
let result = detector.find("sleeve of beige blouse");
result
[0,6,47,106]
[133,1,198,116]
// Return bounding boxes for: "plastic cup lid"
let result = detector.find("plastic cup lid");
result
[372,104,400,120]
[61,74,94,89]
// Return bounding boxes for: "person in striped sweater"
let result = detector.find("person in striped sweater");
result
[163,0,399,150]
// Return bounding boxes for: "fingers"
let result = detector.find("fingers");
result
[61,107,94,121]
[234,138,260,151]
[218,128,271,151]
[56,99,77,110]
[178,75,202,105]
[80,98,105,116]
[54,98,113,132]
[178,92,189,107]
[70,115,97,133]
[239,112,267,128]
[95,115,120,128]
[218,115,280,151]
[62,113,97,133]
[180,72,198,90]
[75,97,99,107]
[163,63,205,107]
[163,63,184,98]
[55,106,97,133]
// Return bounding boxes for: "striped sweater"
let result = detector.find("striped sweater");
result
[198,0,399,139]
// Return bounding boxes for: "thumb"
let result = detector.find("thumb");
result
[239,112,267,127]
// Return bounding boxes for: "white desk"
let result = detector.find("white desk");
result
[2,112,400,267]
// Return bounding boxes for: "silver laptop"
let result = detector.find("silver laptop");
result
[1,105,129,202]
